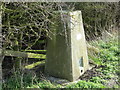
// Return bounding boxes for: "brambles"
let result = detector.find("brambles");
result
[1,2,119,89]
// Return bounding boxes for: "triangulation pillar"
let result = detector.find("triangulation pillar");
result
[45,11,89,81]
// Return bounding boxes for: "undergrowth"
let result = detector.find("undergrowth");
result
[66,80,106,88]
[3,36,119,89]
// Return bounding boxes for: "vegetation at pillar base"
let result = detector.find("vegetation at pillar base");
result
[3,36,119,88]
[66,80,106,88]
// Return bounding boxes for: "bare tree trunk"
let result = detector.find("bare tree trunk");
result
[0,2,3,89]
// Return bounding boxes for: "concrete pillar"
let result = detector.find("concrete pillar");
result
[45,11,89,81]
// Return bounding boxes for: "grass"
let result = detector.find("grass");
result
[3,36,119,89]
[3,71,37,88]
[65,80,106,88]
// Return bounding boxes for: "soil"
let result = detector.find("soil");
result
[79,65,104,81]
[79,65,119,88]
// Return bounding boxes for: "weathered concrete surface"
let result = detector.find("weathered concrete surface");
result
[45,11,89,81]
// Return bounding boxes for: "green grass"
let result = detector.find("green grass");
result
[3,71,38,89]
[65,80,106,88]
[3,36,119,89]
[27,81,62,88]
